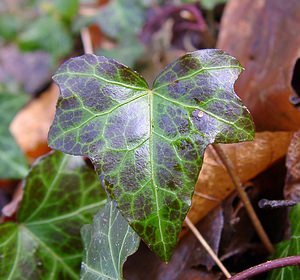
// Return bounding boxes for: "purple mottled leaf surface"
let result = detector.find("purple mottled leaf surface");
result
[48,49,254,261]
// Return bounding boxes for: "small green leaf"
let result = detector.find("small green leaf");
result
[18,16,73,60]
[53,0,79,20]
[0,14,22,41]
[96,0,146,40]
[0,93,29,179]
[81,200,140,280]
[0,151,107,279]
[25,0,79,20]
[268,204,300,279]
[48,49,254,261]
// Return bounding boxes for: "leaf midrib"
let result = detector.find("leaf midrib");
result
[148,87,168,260]
[6,229,20,280]
[81,263,116,280]
[107,201,118,277]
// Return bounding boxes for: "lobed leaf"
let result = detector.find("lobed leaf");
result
[0,93,29,179]
[48,49,254,261]
[81,200,140,280]
[0,151,106,279]
[267,204,300,279]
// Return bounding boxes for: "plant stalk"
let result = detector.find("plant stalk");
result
[230,255,300,280]
[185,216,232,278]
[80,27,94,54]
[212,145,275,254]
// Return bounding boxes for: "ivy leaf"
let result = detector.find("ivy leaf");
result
[0,93,29,179]
[0,14,22,41]
[52,0,79,20]
[0,151,107,279]
[48,49,254,261]
[268,204,300,279]
[81,200,140,280]
[96,0,146,40]
[18,16,73,60]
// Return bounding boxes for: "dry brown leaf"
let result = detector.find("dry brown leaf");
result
[10,84,59,161]
[217,0,300,131]
[188,132,292,225]
[284,129,300,201]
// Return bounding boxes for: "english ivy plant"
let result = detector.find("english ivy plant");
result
[0,151,106,279]
[0,0,78,62]
[81,200,140,279]
[0,92,29,179]
[48,49,254,261]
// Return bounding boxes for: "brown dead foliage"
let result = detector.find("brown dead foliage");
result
[10,84,59,161]
[217,0,300,131]
[188,132,293,225]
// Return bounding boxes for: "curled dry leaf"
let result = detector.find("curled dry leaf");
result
[217,0,300,131]
[188,132,293,225]
[284,130,300,201]
[10,83,59,161]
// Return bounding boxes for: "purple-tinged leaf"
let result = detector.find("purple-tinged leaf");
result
[48,49,254,261]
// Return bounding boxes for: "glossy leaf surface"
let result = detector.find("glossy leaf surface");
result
[268,203,300,279]
[81,200,140,280]
[0,151,106,279]
[48,49,254,261]
[0,93,28,179]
